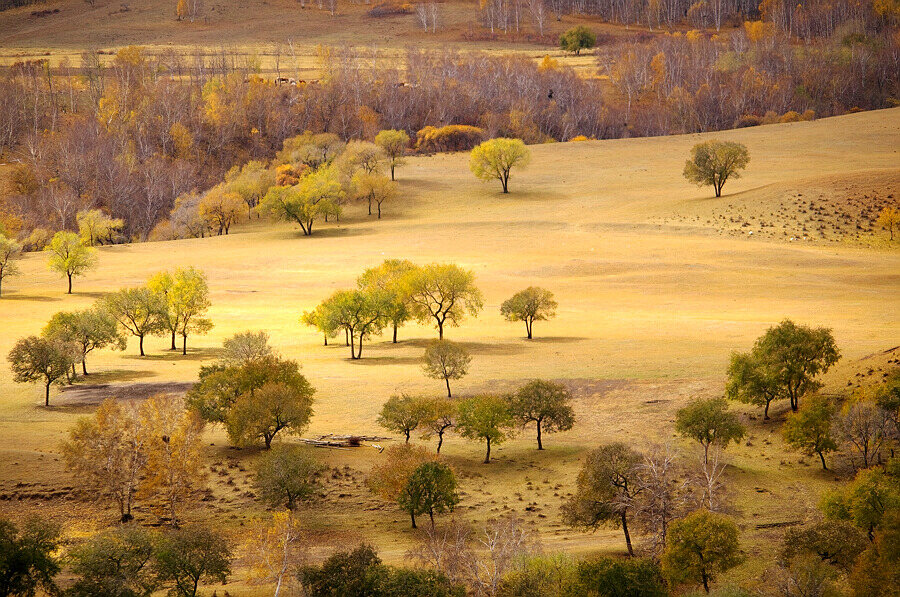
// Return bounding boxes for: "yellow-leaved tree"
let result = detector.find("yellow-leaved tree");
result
[469,138,531,194]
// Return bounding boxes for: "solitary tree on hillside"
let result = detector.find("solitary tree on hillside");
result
[508,379,575,450]
[101,287,166,356]
[375,129,410,180]
[377,394,430,443]
[563,442,643,556]
[662,510,742,594]
[726,319,840,418]
[456,395,514,464]
[674,398,745,464]
[46,231,96,294]
[398,462,460,529]
[877,205,899,240]
[0,233,22,297]
[782,394,838,470]
[683,140,750,198]
[500,287,558,339]
[254,444,322,510]
[226,380,314,449]
[404,263,484,339]
[8,335,78,406]
[559,25,596,55]
[422,340,472,398]
[469,138,531,193]
[43,308,126,375]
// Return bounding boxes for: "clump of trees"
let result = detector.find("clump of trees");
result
[683,140,750,198]
[0,233,22,297]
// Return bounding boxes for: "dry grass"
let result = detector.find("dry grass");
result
[0,108,897,593]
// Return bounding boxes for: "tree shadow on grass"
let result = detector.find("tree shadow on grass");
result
[72,291,108,299]
[55,380,195,408]
[401,338,527,357]
[123,347,224,362]
[348,355,424,366]
[526,336,589,344]
[73,369,157,384]
[0,293,61,302]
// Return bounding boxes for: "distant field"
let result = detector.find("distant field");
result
[0,109,897,593]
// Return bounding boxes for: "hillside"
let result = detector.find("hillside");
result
[0,108,897,592]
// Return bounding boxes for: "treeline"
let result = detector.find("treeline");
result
[1,24,898,238]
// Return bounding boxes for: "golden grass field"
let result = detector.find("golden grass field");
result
[0,108,898,593]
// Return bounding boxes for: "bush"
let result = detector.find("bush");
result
[367,2,412,17]
[569,557,667,597]
[734,114,762,128]
[416,125,485,153]
[779,110,802,123]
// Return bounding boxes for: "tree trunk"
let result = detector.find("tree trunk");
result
[536,421,543,450]
[484,437,491,464]
[45,381,51,406]
[350,333,357,359]
[377,202,382,219]
[368,196,372,215]
[526,319,532,339]
[357,335,364,359]
[501,174,509,193]
[429,509,435,530]
[82,359,88,376]
[138,334,145,356]
[67,273,73,294]
[410,511,417,529]
[621,511,634,556]
[182,333,188,355]
[391,164,395,181]
[171,329,177,350]
[764,399,771,420]
[393,323,398,343]
[324,334,328,346]
[345,328,349,346]
[436,431,444,454]
[445,377,452,398]
[437,319,444,339]
[818,451,828,470]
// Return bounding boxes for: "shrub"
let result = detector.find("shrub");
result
[416,125,485,153]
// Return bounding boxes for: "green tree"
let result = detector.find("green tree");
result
[404,263,484,339]
[422,340,471,398]
[225,160,275,219]
[821,466,900,541]
[783,395,839,470]
[367,444,438,504]
[46,230,97,293]
[357,259,419,343]
[76,208,124,246]
[420,397,457,454]
[570,557,667,597]
[848,510,900,597]
[153,526,232,597]
[259,167,344,236]
[508,379,575,450]
[377,394,430,443]
[500,287,557,339]
[675,398,745,464]
[469,138,531,193]
[43,307,126,375]
[661,510,742,594]
[322,289,388,359]
[298,544,388,597]
[683,140,750,198]
[220,330,274,365]
[779,520,868,574]
[398,462,460,529]
[726,319,840,418]
[66,525,157,597]
[375,129,410,181]
[456,395,513,464]
[226,380,314,448]
[0,233,22,298]
[559,25,597,55]
[101,287,166,356]
[7,335,78,406]
[337,140,385,179]
[352,172,397,219]
[150,267,213,355]
[301,303,340,346]
[254,444,322,510]
[563,442,643,556]
[0,517,61,597]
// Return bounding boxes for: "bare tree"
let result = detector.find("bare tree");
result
[634,443,686,554]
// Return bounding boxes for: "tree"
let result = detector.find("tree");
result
[837,389,890,470]
[254,444,322,510]
[456,395,513,464]
[259,167,344,236]
[469,138,531,193]
[43,307,126,375]
[353,172,397,218]
[153,526,231,597]
[197,185,242,235]
[357,259,418,343]
[46,230,96,293]
[783,395,839,470]
[822,466,900,541]
[420,397,456,454]
[0,517,61,597]
[683,140,750,198]
[102,287,166,356]
[508,379,575,450]
[67,526,157,597]
[321,289,389,359]
[299,544,388,597]
[337,140,385,179]
[500,287,557,339]
[7,335,78,406]
[404,263,483,339]
[559,25,597,55]
[227,380,314,448]
[375,129,410,180]
[220,330,274,365]
[876,205,899,240]
[661,510,742,594]
[76,208,124,246]
[61,399,146,522]
[138,395,206,527]
[779,520,868,575]
[378,394,430,443]
[150,267,213,355]
[225,160,275,219]
[726,319,840,418]
[0,233,22,298]
[570,557,667,597]
[247,512,306,597]
[367,444,438,504]
[398,462,460,529]
[301,304,340,346]
[674,397,745,464]
[848,510,900,597]
[422,340,471,398]
[563,442,644,556]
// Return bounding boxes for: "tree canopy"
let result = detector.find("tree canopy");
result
[259,166,344,236]
[404,263,483,339]
[559,25,597,55]
[662,509,742,593]
[469,138,531,193]
[674,397,745,463]
[782,394,838,469]
[254,444,322,510]
[46,230,96,293]
[507,379,575,450]
[43,307,126,375]
[456,395,513,464]
[7,335,78,406]
[500,287,557,339]
[375,129,410,181]
[683,140,750,197]
[398,462,460,529]
[422,340,472,398]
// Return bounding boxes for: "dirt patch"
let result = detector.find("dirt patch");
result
[58,381,195,406]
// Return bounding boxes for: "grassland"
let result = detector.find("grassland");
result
[0,108,898,593]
